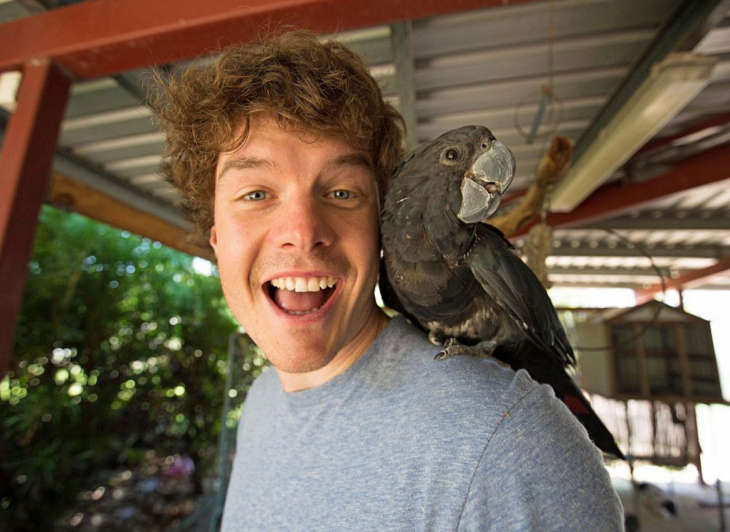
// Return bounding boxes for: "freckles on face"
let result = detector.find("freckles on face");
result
[209,118,383,375]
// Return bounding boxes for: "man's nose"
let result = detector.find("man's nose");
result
[274,196,335,252]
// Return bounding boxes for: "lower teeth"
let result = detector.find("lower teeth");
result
[286,307,321,315]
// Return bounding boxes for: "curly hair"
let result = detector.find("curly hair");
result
[151,30,405,251]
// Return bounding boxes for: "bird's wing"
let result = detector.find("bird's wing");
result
[468,224,575,368]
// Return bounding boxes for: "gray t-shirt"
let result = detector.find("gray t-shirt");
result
[221,316,624,531]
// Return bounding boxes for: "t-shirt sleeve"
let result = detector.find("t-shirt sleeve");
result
[458,377,625,532]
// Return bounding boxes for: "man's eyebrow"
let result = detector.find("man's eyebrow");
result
[217,156,274,182]
[326,153,373,171]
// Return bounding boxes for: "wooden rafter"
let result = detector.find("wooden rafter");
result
[0,0,544,79]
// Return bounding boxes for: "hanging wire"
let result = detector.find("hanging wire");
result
[566,227,668,352]
[513,0,563,143]
[547,0,554,90]
[514,92,563,144]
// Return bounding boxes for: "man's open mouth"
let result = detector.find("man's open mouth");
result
[266,276,337,315]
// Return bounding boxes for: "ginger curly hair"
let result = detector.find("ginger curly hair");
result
[152,30,405,251]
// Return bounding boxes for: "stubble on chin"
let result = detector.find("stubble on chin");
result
[258,331,338,375]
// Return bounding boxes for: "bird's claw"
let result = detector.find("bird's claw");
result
[434,338,505,363]
[428,330,445,346]
[434,338,477,360]
[434,351,448,361]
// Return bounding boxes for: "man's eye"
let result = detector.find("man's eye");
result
[329,190,352,200]
[243,190,267,201]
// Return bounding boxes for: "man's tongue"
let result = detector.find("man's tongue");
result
[274,288,326,312]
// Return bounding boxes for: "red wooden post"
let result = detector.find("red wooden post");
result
[0,60,72,380]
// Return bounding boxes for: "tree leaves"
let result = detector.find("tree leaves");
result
[1,206,254,530]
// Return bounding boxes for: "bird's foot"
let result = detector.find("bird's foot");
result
[434,339,511,370]
[471,340,514,369]
[434,338,482,360]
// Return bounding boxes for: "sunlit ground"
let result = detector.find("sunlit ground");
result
[610,469,727,532]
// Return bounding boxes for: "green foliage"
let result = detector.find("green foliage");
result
[0,206,261,531]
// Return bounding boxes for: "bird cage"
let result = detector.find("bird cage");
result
[568,301,724,472]
[572,300,724,403]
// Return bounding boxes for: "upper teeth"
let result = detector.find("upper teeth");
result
[270,276,337,292]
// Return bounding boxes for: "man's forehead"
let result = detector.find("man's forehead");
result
[216,116,373,180]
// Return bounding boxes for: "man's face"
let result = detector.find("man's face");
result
[210,116,384,383]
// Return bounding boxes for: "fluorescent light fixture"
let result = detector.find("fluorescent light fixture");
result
[550,52,717,212]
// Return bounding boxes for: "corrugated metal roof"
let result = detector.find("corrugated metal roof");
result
[1,0,729,291]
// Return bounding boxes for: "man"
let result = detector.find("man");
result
[154,30,624,531]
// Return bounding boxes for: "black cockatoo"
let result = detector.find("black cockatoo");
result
[380,125,624,459]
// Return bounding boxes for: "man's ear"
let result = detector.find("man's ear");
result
[209,226,218,256]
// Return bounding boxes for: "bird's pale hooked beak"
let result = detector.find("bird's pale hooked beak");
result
[457,140,516,224]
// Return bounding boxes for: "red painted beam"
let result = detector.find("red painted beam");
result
[634,256,730,304]
[0,0,543,80]
[636,111,730,155]
[501,188,528,207]
[512,142,730,238]
[0,61,71,380]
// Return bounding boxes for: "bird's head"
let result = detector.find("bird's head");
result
[388,126,516,226]
[443,126,516,224]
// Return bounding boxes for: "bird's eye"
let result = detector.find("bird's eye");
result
[243,190,267,201]
[445,149,460,161]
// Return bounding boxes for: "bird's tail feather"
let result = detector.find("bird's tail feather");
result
[501,344,625,459]
[558,377,625,460]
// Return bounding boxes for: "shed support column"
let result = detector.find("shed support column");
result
[0,60,71,380]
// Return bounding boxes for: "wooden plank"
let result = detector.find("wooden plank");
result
[0,0,543,79]
[47,173,212,261]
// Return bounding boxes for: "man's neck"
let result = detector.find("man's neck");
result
[276,309,389,393]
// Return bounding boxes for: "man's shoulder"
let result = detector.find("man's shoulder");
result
[240,315,547,429]
[373,316,542,422]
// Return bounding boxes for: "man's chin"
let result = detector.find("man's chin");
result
[261,341,338,375]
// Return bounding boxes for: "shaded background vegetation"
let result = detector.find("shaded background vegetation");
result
[1,206,264,531]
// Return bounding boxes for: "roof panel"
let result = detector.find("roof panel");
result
[416,31,652,92]
[64,84,141,119]
[416,66,626,119]
[59,115,157,146]
[76,142,166,165]
[0,1,30,23]
[412,0,680,58]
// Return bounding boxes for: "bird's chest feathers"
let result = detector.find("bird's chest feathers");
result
[422,203,472,263]
[388,192,470,263]
[398,180,470,261]
[386,220,479,315]
[384,178,475,305]
[426,303,503,344]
